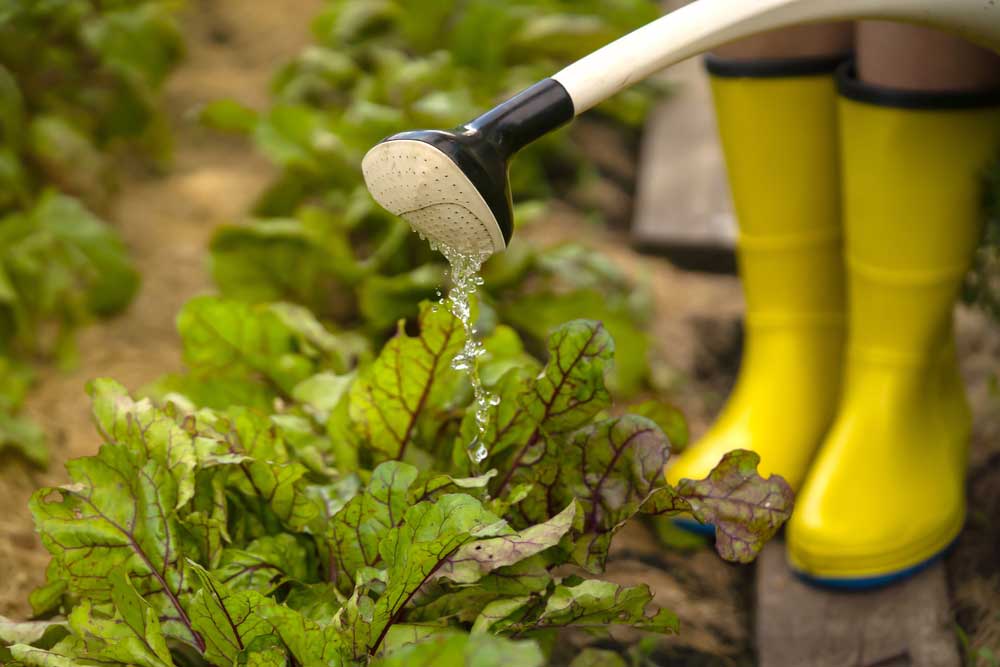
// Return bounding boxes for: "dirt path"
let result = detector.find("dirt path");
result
[0,0,322,617]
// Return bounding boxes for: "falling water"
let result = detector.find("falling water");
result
[434,242,499,465]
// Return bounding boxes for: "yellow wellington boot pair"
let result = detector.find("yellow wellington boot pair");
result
[667,54,1000,588]
[667,53,850,511]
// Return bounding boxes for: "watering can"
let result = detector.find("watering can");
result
[361,0,1000,257]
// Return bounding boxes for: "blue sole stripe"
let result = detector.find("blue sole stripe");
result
[789,540,956,591]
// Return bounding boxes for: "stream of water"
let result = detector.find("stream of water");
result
[433,241,499,465]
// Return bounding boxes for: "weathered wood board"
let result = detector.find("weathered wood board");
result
[630,42,736,268]
[755,541,960,667]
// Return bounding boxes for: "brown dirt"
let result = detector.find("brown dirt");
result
[0,0,323,618]
[950,307,1000,666]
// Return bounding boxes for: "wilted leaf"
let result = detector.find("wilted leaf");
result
[434,502,576,585]
[524,579,677,634]
[0,615,66,646]
[642,450,794,563]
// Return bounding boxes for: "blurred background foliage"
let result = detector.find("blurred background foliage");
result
[965,161,1000,325]
[201,0,665,396]
[0,0,182,464]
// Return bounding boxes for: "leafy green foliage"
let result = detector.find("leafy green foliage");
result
[0,0,181,459]
[202,0,658,394]
[965,159,1000,323]
[8,301,793,666]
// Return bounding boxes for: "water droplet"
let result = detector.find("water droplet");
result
[468,437,488,464]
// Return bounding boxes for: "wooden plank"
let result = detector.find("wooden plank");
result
[630,36,736,268]
[755,541,960,667]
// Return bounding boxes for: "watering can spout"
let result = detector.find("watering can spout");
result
[364,0,1000,257]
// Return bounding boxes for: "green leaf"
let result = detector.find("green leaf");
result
[199,99,258,134]
[641,450,794,563]
[33,191,139,317]
[470,596,533,635]
[512,14,618,60]
[337,494,507,658]
[498,289,648,397]
[358,264,447,333]
[67,573,174,667]
[87,378,197,507]
[372,631,544,667]
[28,116,109,203]
[525,319,613,431]
[570,648,629,667]
[631,400,689,452]
[176,296,316,398]
[0,410,47,467]
[82,4,182,86]
[8,641,95,666]
[284,583,343,622]
[188,564,348,665]
[214,533,314,595]
[559,416,670,571]
[349,301,463,460]
[210,218,350,314]
[293,371,354,421]
[253,104,354,175]
[0,64,25,148]
[327,461,419,593]
[407,469,497,505]
[187,562,281,666]
[487,320,613,496]
[29,444,199,648]
[218,409,320,532]
[237,635,290,666]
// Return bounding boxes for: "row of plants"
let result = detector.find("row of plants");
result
[0,0,183,465]
[3,1,797,664]
[1,296,794,665]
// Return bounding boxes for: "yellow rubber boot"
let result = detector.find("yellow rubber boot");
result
[666,55,848,503]
[787,65,1000,587]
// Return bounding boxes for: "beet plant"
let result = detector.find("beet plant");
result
[1,297,792,666]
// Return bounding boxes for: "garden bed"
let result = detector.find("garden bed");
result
[1,1,998,665]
